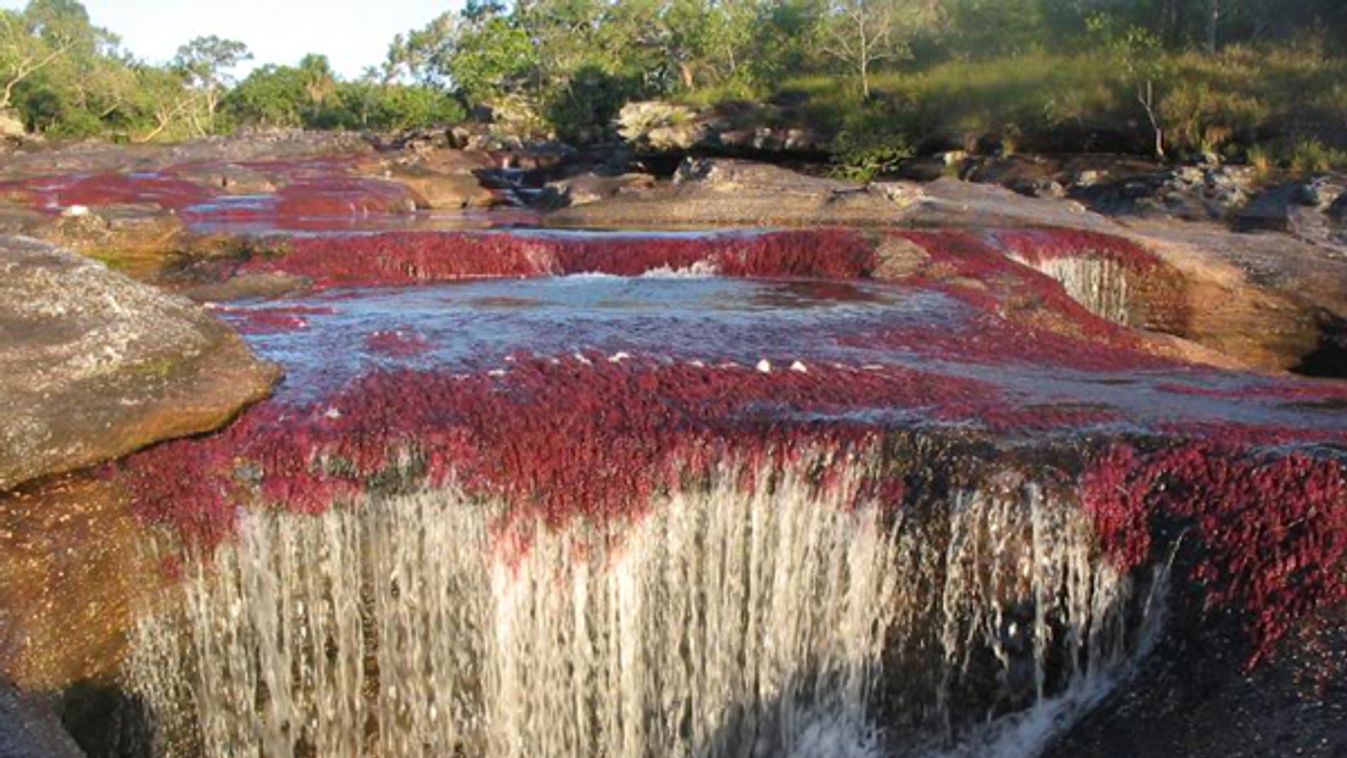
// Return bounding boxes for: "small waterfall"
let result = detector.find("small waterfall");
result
[1012,257,1133,325]
[124,464,1161,758]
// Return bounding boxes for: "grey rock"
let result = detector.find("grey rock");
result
[0,236,279,491]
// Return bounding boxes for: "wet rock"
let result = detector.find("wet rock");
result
[365,148,500,209]
[541,172,656,208]
[1046,602,1347,758]
[172,162,277,194]
[0,236,279,491]
[0,476,152,690]
[0,680,83,758]
[35,204,189,280]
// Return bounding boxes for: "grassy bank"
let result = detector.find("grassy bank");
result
[766,46,1347,171]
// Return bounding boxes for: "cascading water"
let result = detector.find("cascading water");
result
[1009,257,1133,326]
[124,461,1164,758]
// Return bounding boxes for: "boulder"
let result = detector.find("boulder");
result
[172,163,277,195]
[1073,163,1256,220]
[1235,175,1347,254]
[0,236,279,492]
[618,101,705,151]
[0,681,83,758]
[364,148,500,209]
[542,172,656,208]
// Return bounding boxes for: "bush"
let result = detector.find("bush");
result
[1287,138,1347,175]
[545,66,640,144]
[829,104,914,182]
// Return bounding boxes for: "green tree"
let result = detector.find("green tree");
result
[225,63,306,127]
[173,35,250,134]
[819,0,941,97]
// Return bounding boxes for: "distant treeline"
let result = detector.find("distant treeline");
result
[3,0,1346,162]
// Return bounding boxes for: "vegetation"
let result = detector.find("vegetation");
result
[0,0,463,140]
[2,0,1346,173]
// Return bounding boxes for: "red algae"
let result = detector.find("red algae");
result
[209,305,337,335]
[365,329,432,356]
[117,355,1100,550]
[1083,441,1347,666]
[10,172,215,212]
[237,229,881,287]
[988,228,1162,272]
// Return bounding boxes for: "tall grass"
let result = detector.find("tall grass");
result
[770,46,1347,163]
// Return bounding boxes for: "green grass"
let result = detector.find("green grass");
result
[764,46,1347,163]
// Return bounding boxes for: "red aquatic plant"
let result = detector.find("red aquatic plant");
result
[236,229,882,287]
[121,354,1100,550]
[1083,441,1347,666]
[365,329,432,356]
[989,228,1162,272]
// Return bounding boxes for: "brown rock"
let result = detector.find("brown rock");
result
[35,205,189,280]
[362,149,500,209]
[173,162,277,194]
[0,236,280,492]
[0,475,155,690]
[545,172,657,208]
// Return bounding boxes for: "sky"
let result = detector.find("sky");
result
[0,0,457,79]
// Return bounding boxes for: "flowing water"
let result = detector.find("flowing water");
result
[125,462,1165,758]
[1008,257,1133,326]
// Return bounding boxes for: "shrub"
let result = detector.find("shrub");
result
[829,104,914,182]
[1287,138,1347,175]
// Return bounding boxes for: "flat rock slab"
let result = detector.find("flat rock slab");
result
[0,236,279,491]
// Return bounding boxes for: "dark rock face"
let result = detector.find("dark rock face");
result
[1235,175,1347,256]
[1046,603,1347,758]
[0,236,279,491]
[0,681,85,758]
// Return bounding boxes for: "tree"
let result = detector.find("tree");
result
[1091,14,1168,158]
[819,0,940,97]
[224,64,307,127]
[173,35,250,134]
[386,12,456,86]
[0,9,73,110]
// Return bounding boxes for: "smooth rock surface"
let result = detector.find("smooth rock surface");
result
[0,235,279,491]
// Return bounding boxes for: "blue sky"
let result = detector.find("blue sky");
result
[0,0,457,79]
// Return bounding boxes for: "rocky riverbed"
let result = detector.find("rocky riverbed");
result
[0,133,1343,758]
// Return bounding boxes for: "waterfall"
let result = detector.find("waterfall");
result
[124,463,1161,758]
[1012,257,1133,325]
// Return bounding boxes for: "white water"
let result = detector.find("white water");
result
[1012,257,1132,325]
[125,465,1158,758]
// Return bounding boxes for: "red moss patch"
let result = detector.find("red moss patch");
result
[275,178,421,218]
[9,172,215,212]
[209,305,337,335]
[237,229,881,287]
[1083,442,1347,666]
[989,228,1161,272]
[116,355,1132,550]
